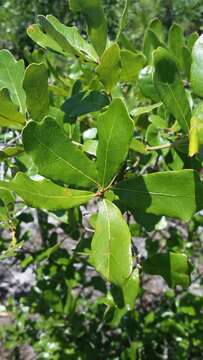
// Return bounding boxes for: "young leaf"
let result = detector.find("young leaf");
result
[120,50,146,82]
[4,172,95,211]
[69,0,107,56]
[89,199,132,286]
[22,117,99,188]
[115,169,203,221]
[23,63,49,121]
[38,15,99,63]
[191,35,203,98]
[0,90,25,129]
[96,43,121,92]
[153,47,191,133]
[143,252,191,288]
[97,98,134,188]
[0,50,26,115]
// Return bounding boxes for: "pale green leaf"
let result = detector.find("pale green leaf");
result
[131,102,162,118]
[23,62,49,121]
[89,199,132,286]
[97,98,134,188]
[4,172,94,211]
[96,43,121,92]
[22,117,99,188]
[0,89,25,129]
[191,35,203,98]
[0,50,26,115]
[27,24,65,55]
[120,50,146,82]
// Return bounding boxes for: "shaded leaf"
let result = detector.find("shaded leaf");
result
[138,65,160,101]
[143,252,191,288]
[153,47,191,133]
[61,90,109,121]
[115,169,203,221]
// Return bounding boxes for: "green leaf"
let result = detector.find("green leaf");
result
[23,63,49,121]
[69,0,107,56]
[153,47,191,133]
[4,172,94,211]
[131,102,162,118]
[0,50,26,115]
[89,199,132,286]
[138,65,160,101]
[27,24,65,55]
[149,18,164,41]
[0,90,25,129]
[96,43,121,92]
[143,29,165,63]
[0,186,14,222]
[115,169,203,221]
[143,252,191,288]
[0,145,23,161]
[120,50,146,82]
[122,268,140,309]
[168,23,185,69]
[38,15,99,63]
[191,35,203,98]
[22,117,99,188]
[187,31,199,53]
[61,90,109,121]
[116,0,130,41]
[97,98,134,188]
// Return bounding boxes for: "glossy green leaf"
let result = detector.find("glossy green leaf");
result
[153,47,191,133]
[96,43,121,92]
[0,50,26,115]
[4,172,94,211]
[89,199,132,286]
[0,90,25,129]
[191,35,203,98]
[143,252,191,288]
[138,65,160,101]
[22,117,99,188]
[23,63,49,121]
[168,23,185,69]
[69,0,107,56]
[61,90,109,121]
[38,15,98,63]
[120,50,146,82]
[115,169,203,221]
[97,98,134,188]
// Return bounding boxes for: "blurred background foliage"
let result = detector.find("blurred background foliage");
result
[1,0,203,57]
